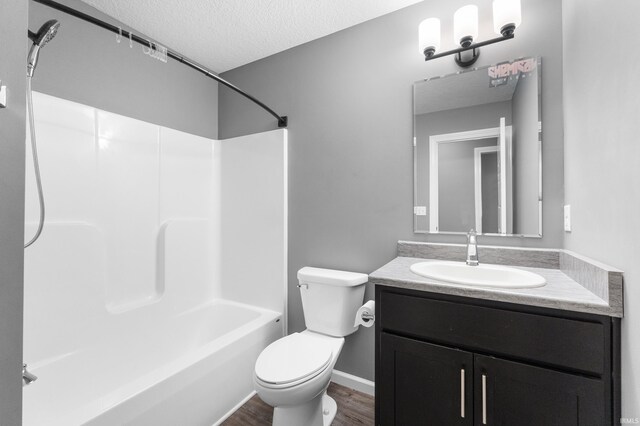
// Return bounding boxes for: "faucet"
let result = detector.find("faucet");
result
[22,363,38,387]
[466,229,479,266]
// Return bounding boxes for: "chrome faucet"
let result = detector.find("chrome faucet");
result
[466,229,479,266]
[22,363,38,387]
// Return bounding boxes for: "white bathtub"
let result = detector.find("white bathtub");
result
[23,300,282,426]
[22,96,288,425]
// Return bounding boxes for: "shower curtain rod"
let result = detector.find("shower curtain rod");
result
[31,0,288,128]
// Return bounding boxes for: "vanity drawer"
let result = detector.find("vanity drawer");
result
[380,291,606,376]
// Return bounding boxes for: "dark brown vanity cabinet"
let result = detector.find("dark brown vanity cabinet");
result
[379,333,473,425]
[375,287,621,426]
[474,354,606,425]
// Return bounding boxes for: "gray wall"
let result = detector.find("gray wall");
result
[562,0,640,418]
[219,0,564,381]
[415,101,512,232]
[0,0,28,423]
[512,71,540,235]
[30,0,218,139]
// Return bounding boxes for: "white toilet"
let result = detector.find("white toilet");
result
[253,267,368,426]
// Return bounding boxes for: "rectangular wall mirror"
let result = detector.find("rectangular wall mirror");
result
[414,57,542,237]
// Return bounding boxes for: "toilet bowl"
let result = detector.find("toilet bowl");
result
[253,267,368,426]
[254,331,344,426]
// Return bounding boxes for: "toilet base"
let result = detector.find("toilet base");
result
[322,394,337,426]
[272,391,337,426]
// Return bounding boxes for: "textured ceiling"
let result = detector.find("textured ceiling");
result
[80,0,423,73]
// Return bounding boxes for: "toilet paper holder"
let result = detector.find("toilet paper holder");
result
[355,300,376,328]
[360,311,374,322]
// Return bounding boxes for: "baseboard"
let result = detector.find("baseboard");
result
[331,369,375,396]
[213,390,257,426]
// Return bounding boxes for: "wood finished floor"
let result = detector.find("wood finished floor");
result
[221,383,374,426]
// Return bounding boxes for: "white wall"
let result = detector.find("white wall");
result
[562,0,640,419]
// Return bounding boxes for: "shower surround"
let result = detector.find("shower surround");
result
[22,92,287,425]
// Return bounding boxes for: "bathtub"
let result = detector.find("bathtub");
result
[22,95,288,425]
[22,300,282,426]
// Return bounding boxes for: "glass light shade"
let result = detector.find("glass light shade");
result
[419,18,441,56]
[493,0,521,35]
[453,5,479,45]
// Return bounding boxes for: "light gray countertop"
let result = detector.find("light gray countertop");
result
[370,256,622,317]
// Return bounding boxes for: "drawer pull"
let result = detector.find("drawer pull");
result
[482,374,487,424]
[460,368,465,418]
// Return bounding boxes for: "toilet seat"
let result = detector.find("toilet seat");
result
[255,333,333,388]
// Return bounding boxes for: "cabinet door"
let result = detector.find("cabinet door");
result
[379,333,473,426]
[474,355,607,426]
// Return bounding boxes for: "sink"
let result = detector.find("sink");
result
[409,261,547,289]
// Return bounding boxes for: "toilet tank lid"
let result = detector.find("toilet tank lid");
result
[297,267,368,287]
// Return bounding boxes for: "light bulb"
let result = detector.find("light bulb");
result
[419,18,441,58]
[453,5,479,47]
[493,0,521,36]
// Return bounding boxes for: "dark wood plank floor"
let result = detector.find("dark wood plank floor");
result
[221,382,374,426]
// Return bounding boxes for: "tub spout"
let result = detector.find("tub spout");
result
[23,363,38,387]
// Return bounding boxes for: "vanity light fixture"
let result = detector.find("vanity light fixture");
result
[419,0,521,67]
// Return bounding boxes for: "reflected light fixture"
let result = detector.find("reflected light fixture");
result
[419,0,522,67]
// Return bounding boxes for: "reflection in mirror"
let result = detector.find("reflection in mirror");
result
[414,57,541,237]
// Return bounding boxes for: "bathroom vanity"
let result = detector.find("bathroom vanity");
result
[371,242,622,426]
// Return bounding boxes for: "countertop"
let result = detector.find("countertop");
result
[370,256,622,317]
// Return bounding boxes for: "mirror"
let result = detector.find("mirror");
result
[414,57,542,237]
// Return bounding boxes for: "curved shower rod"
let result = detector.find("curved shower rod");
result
[31,0,288,128]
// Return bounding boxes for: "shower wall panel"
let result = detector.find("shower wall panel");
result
[24,92,219,340]
[219,130,288,316]
[25,92,96,224]
[24,93,287,376]
[97,110,162,310]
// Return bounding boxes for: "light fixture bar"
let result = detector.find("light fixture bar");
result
[424,33,514,62]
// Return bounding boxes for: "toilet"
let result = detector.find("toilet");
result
[253,267,368,426]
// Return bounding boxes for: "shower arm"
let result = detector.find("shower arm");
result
[31,0,288,128]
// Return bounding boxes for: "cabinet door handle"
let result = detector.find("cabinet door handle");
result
[482,373,487,425]
[460,368,465,418]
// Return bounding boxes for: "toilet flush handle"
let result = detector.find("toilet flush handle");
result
[297,283,309,289]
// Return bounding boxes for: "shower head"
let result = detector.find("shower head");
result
[27,20,60,78]
[29,19,60,45]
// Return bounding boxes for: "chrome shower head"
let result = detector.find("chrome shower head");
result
[27,20,60,78]
[30,20,61,46]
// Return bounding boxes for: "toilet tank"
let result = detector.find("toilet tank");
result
[297,267,368,337]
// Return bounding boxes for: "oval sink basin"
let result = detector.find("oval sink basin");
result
[410,261,546,289]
